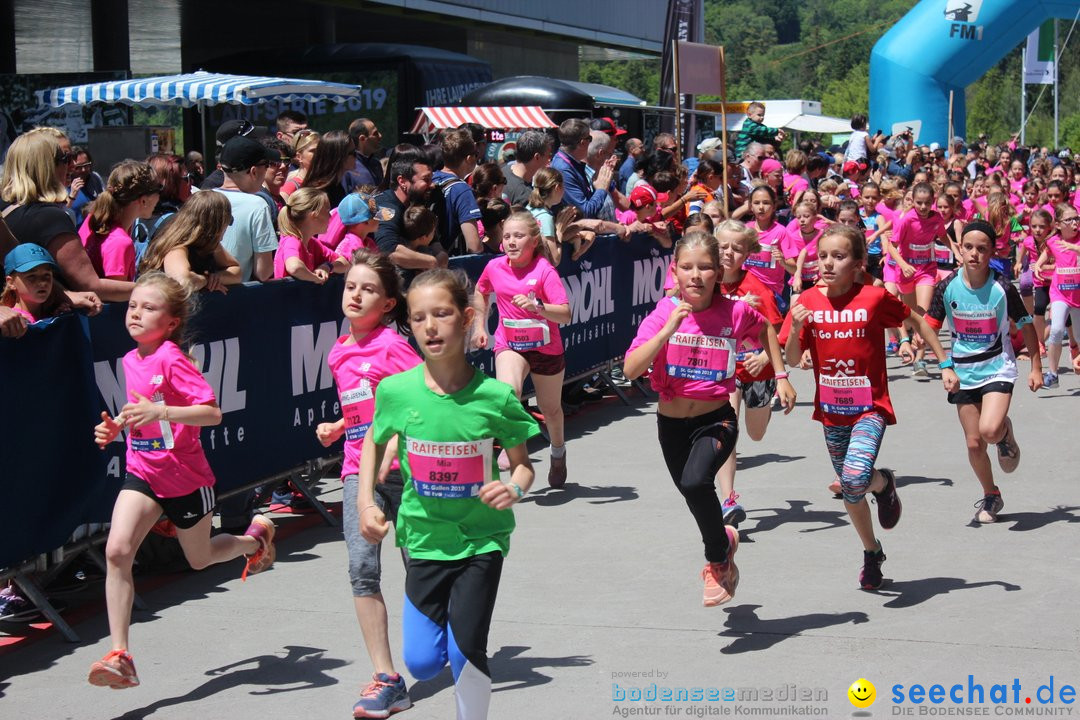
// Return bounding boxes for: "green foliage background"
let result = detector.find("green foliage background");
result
[580,0,1080,148]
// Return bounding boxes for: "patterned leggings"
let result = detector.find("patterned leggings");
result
[823,413,887,503]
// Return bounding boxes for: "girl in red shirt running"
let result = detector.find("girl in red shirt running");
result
[785,225,954,590]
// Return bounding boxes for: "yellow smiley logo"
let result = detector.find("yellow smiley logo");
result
[848,678,876,708]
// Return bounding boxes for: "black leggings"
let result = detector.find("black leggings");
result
[657,406,739,563]
[1034,286,1050,317]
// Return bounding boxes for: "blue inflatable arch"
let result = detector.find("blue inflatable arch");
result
[870,0,1080,145]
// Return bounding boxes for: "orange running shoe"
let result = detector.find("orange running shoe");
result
[88,649,139,689]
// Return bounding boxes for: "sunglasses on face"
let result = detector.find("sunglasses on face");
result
[73,161,92,170]
[56,151,74,164]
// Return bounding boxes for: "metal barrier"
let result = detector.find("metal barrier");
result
[0,232,671,639]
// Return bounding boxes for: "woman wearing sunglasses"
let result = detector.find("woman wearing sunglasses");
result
[0,131,129,303]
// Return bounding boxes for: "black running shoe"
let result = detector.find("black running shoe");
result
[860,543,886,590]
[873,468,902,529]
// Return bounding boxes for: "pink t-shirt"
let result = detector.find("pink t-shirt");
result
[122,341,216,497]
[892,210,945,266]
[782,228,824,284]
[274,235,342,279]
[79,218,135,281]
[1047,236,1080,306]
[1022,235,1052,288]
[783,173,808,199]
[327,326,422,477]
[875,201,899,230]
[746,220,787,294]
[476,255,568,355]
[336,233,376,263]
[952,202,970,223]
[628,294,765,403]
[962,197,980,220]
[315,209,347,251]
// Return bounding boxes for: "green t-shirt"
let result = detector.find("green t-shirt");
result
[371,365,541,560]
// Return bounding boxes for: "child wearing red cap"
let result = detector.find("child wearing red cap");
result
[617,185,672,247]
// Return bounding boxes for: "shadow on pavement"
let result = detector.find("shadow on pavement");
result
[871,577,1021,609]
[526,484,639,506]
[717,604,869,654]
[736,453,806,470]
[895,474,954,489]
[999,506,1080,531]
[739,500,848,542]
[114,645,347,719]
[407,645,594,703]
[0,512,331,683]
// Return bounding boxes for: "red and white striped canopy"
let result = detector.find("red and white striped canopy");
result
[409,106,557,134]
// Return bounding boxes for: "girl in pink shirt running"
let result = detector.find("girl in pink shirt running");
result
[1023,209,1055,355]
[78,161,161,281]
[473,211,573,487]
[785,202,826,293]
[625,229,795,606]
[316,250,422,718]
[745,186,788,299]
[1034,204,1080,387]
[88,273,275,691]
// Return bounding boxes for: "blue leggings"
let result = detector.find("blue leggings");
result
[403,551,503,720]
[823,413,887,503]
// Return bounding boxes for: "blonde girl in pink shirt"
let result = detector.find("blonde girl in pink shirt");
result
[472,211,573,487]
[89,273,275,690]
[274,187,349,282]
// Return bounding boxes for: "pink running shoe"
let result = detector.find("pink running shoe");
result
[701,527,740,607]
[242,515,276,580]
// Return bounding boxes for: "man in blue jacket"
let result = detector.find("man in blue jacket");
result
[550,118,615,219]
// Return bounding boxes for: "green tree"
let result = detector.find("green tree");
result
[821,62,869,119]
[704,2,778,84]
[580,60,661,105]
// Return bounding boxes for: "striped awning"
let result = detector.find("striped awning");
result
[409,106,557,134]
[36,71,362,108]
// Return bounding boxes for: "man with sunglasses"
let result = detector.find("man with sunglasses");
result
[67,146,105,225]
[215,136,280,282]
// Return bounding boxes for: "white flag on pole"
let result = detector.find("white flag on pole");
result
[1024,20,1056,85]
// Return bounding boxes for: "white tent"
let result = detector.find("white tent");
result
[717,99,852,134]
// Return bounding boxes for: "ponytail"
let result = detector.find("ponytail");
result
[88,161,159,235]
[279,187,330,239]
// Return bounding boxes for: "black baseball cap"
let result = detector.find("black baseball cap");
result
[220,136,279,172]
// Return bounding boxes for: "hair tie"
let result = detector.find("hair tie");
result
[962,219,997,243]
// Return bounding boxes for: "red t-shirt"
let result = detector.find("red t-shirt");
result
[794,284,911,427]
[719,271,782,382]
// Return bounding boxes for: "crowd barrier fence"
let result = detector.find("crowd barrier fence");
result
[0,232,670,639]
